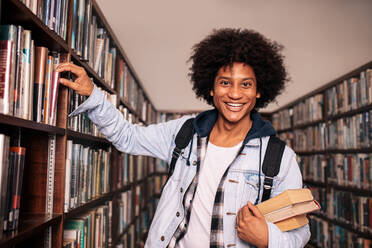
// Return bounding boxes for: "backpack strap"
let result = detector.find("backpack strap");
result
[168,118,195,177]
[261,136,286,202]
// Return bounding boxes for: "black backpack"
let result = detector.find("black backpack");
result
[167,118,286,203]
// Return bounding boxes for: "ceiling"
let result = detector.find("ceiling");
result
[96,0,372,113]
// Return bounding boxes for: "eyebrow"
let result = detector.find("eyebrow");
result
[216,76,256,81]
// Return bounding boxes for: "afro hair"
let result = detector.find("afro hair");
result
[189,28,288,109]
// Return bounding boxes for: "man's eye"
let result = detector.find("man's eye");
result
[220,80,229,86]
[242,81,252,87]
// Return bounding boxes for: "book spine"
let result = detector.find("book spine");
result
[43,55,53,124]
[48,53,60,125]
[82,0,91,61]
[0,134,10,232]
[43,0,51,27]
[4,145,26,231]
[64,140,72,212]
[0,41,15,115]
[13,26,24,117]
[37,0,44,20]
[93,29,104,72]
[20,30,32,120]
[71,0,78,50]
[48,0,55,30]
[33,46,47,122]
[76,0,85,56]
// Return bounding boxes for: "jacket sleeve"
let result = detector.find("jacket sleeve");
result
[69,85,187,163]
[266,147,311,248]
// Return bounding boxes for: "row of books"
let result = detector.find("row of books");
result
[309,216,372,248]
[0,133,26,232]
[64,140,111,212]
[116,60,151,120]
[327,69,372,116]
[326,110,372,150]
[290,111,372,152]
[63,201,112,248]
[293,123,326,152]
[327,189,372,234]
[0,25,65,125]
[299,155,327,183]
[327,153,372,189]
[21,0,69,40]
[70,0,116,89]
[271,109,291,131]
[292,93,324,126]
[300,153,372,190]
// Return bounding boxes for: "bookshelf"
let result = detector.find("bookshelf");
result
[0,0,165,247]
[271,61,372,247]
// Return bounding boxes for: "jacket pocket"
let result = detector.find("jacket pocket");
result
[239,170,263,209]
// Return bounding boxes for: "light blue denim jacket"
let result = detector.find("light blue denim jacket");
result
[70,85,311,248]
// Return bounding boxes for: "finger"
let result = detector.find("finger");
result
[59,78,78,90]
[246,201,264,218]
[56,63,85,76]
[243,204,252,217]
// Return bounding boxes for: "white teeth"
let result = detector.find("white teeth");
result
[226,103,243,107]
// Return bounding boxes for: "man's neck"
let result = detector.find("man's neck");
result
[209,114,252,147]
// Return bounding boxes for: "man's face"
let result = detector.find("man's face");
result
[211,62,260,124]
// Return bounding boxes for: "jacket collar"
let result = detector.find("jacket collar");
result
[193,108,276,145]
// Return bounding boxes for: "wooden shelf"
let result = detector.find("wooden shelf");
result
[303,180,326,188]
[114,183,133,194]
[67,129,111,146]
[297,150,327,155]
[310,213,372,240]
[293,119,324,130]
[0,114,65,135]
[64,192,113,220]
[1,0,69,52]
[327,103,372,122]
[276,127,292,134]
[70,51,116,94]
[326,147,372,154]
[327,183,372,197]
[0,213,62,248]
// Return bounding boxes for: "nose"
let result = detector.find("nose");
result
[227,84,242,99]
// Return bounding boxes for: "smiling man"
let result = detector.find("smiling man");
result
[57,28,310,248]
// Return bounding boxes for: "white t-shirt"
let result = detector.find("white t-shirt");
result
[176,141,242,248]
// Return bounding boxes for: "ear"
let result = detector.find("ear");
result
[210,89,214,97]
[256,91,261,98]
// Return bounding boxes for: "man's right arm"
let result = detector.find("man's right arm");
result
[69,84,187,162]
[57,62,186,163]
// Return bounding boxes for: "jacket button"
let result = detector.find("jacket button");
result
[192,161,197,166]
[180,187,183,193]
[161,236,165,241]
[176,212,180,217]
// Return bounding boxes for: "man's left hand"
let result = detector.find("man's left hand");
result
[236,201,268,248]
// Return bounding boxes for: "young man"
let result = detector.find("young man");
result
[57,28,310,248]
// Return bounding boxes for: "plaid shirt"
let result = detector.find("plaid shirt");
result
[168,135,240,248]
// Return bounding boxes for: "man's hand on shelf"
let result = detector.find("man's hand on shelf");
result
[56,62,94,96]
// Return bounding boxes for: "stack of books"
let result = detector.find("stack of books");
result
[257,188,320,232]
